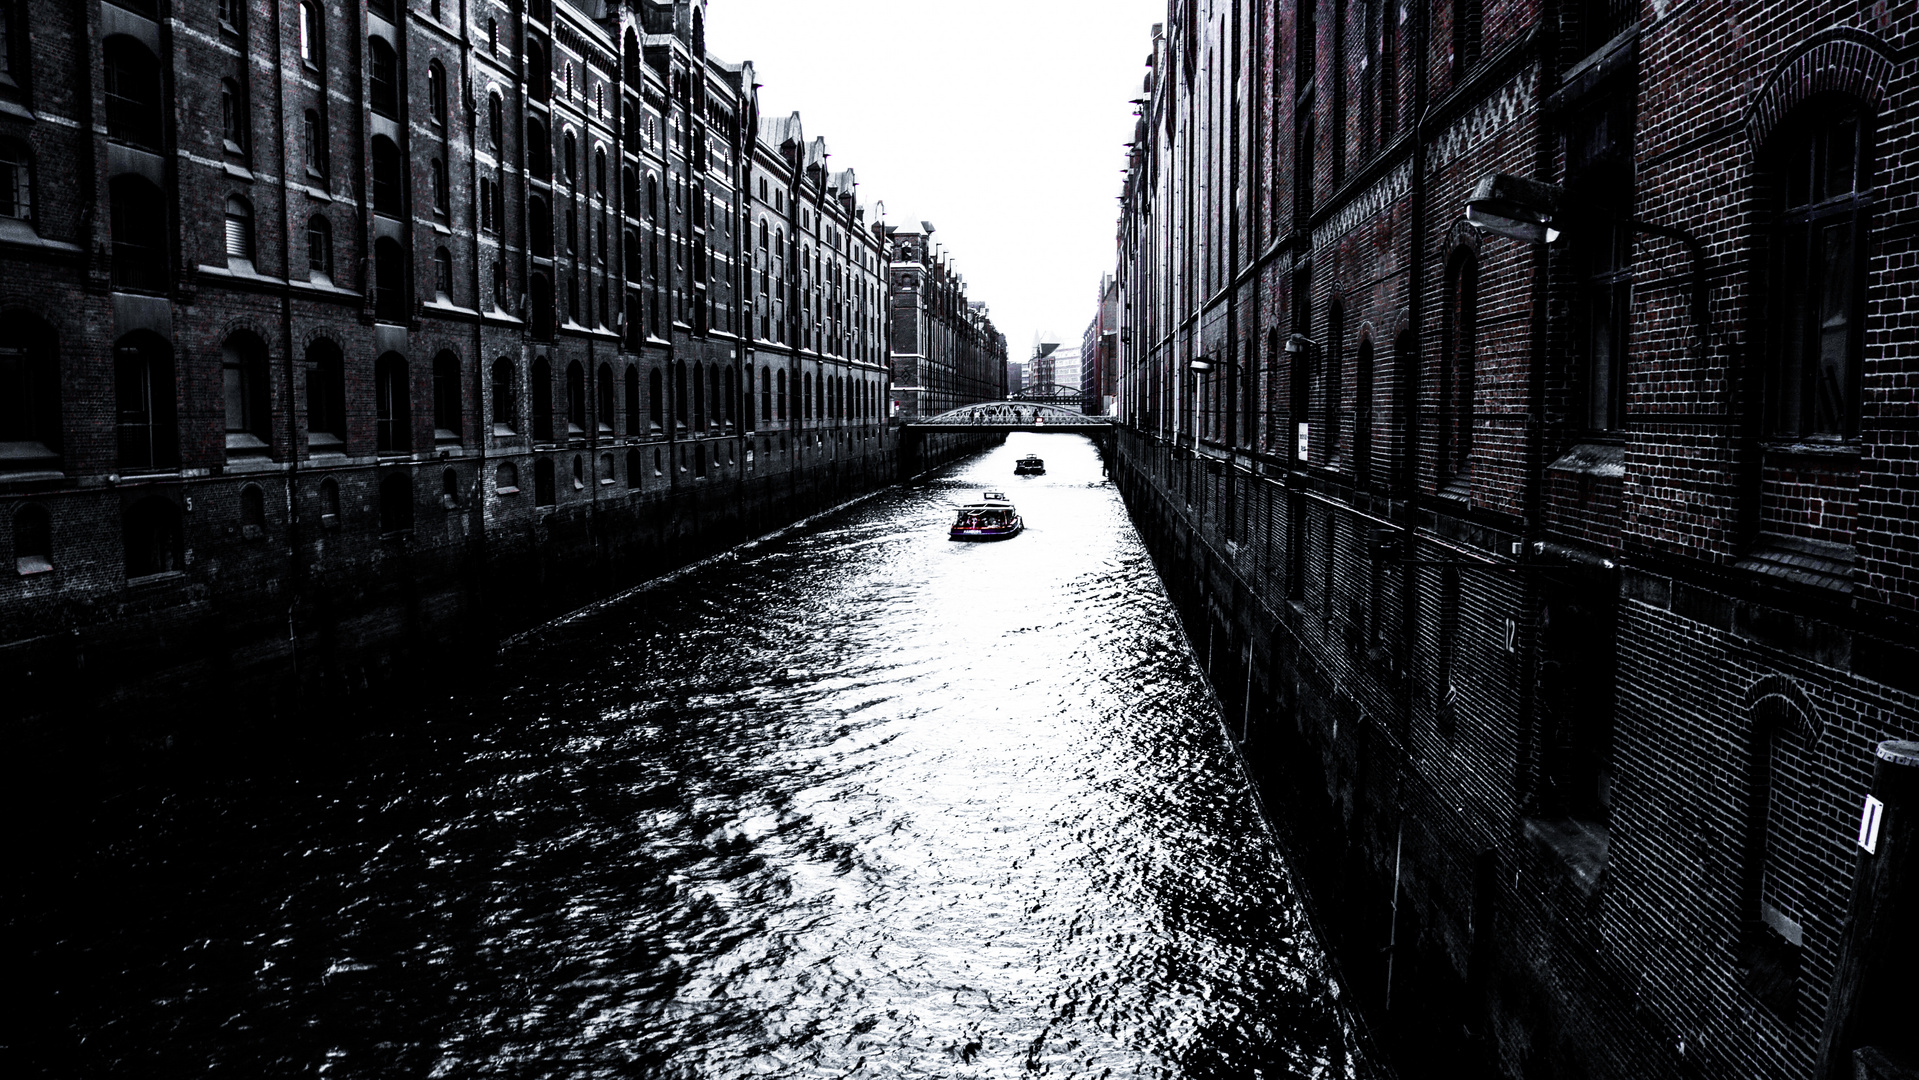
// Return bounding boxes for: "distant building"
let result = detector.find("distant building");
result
[885,225,1005,420]
[1080,275,1119,415]
[1007,361,1026,398]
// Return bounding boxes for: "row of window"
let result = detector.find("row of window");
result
[1156,95,1873,491]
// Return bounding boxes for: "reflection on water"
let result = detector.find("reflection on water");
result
[9,434,1378,1079]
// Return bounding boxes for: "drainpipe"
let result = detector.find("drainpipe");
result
[1398,0,1432,734]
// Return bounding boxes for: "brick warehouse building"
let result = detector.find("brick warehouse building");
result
[1112,0,1918,1078]
[883,219,1008,422]
[0,0,1007,727]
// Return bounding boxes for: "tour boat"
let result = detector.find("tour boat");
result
[1014,454,1046,475]
[950,492,1024,541]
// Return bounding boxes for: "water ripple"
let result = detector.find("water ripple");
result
[8,434,1378,1080]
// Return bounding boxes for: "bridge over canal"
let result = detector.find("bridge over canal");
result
[898,402,1117,474]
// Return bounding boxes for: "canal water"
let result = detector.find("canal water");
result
[8,435,1379,1079]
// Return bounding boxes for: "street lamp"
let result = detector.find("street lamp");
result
[1464,171,1711,343]
[1464,173,1564,244]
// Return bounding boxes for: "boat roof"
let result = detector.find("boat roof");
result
[957,492,1016,508]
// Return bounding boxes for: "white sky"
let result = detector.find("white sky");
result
[705,0,1166,363]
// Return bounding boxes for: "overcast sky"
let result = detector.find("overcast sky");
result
[705,0,1166,363]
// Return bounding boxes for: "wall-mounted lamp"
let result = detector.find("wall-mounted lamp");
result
[1464,173,1563,244]
[1465,171,1710,342]
[1284,333,1319,355]
[1188,358,1213,372]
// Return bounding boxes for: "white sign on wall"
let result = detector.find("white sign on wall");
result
[1858,795,1885,854]
[1297,422,1310,462]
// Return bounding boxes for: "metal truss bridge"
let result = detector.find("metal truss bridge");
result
[1009,383,1094,410]
[905,402,1116,433]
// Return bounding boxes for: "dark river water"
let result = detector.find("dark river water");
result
[8,435,1379,1079]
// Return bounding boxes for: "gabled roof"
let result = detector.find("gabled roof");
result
[758,111,803,150]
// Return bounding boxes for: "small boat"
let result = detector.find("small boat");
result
[1014,454,1046,475]
[950,492,1024,541]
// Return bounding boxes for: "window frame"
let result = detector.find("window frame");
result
[1763,101,1874,442]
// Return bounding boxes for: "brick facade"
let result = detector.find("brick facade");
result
[0,0,997,727]
[1111,0,1919,1077]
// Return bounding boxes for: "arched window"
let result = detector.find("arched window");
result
[103,37,164,151]
[741,366,754,432]
[493,257,509,310]
[776,368,787,420]
[691,364,707,430]
[427,61,447,127]
[318,477,341,524]
[647,174,659,221]
[563,129,577,186]
[1766,101,1872,439]
[1,312,61,476]
[298,2,324,67]
[1326,301,1344,462]
[374,353,410,452]
[220,78,247,154]
[623,230,642,284]
[648,368,663,433]
[529,273,554,341]
[223,195,253,264]
[761,367,772,422]
[488,91,504,149]
[302,110,328,179]
[673,360,688,430]
[594,147,607,198]
[0,141,33,226]
[305,339,346,452]
[368,37,399,118]
[222,334,271,457]
[693,443,707,478]
[371,136,405,216]
[599,452,614,486]
[490,357,517,434]
[13,504,51,575]
[124,496,184,578]
[111,331,175,469]
[239,483,265,538]
[526,117,550,180]
[1450,0,1483,83]
[1440,251,1477,489]
[109,176,169,292]
[571,454,584,489]
[305,214,332,279]
[530,356,554,442]
[565,361,585,437]
[533,457,556,506]
[441,467,459,507]
[431,158,449,216]
[1356,336,1375,486]
[373,237,408,322]
[624,366,640,435]
[495,461,519,494]
[527,195,552,258]
[625,448,641,489]
[378,472,414,534]
[433,246,452,302]
[595,363,614,435]
[432,351,460,442]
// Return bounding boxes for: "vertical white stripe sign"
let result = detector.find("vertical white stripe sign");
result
[1858,795,1885,855]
